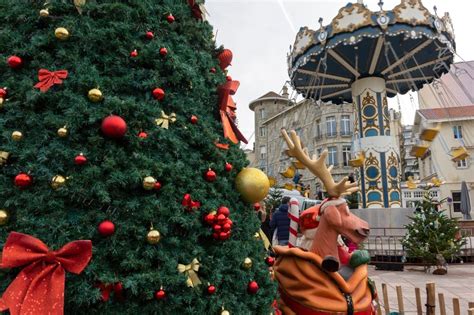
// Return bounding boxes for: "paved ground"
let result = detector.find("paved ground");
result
[369,264,474,314]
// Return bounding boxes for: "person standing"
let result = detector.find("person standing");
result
[270,197,291,246]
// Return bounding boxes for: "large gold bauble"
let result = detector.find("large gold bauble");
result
[88,88,103,102]
[39,9,49,17]
[0,209,9,226]
[235,168,270,203]
[147,229,161,244]
[55,27,70,40]
[142,176,156,190]
[242,257,253,270]
[12,131,23,141]
[51,175,67,190]
[57,127,68,137]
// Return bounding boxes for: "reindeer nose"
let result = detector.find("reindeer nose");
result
[356,228,370,237]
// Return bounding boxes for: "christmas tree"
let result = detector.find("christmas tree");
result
[401,190,465,268]
[0,1,275,314]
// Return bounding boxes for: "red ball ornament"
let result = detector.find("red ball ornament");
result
[213,224,222,233]
[204,213,215,225]
[265,256,275,266]
[205,169,217,182]
[225,218,233,227]
[7,56,23,69]
[14,173,32,188]
[155,289,166,300]
[219,231,230,240]
[218,49,233,70]
[159,47,168,56]
[210,67,216,73]
[101,115,127,139]
[247,281,259,294]
[130,49,138,58]
[154,181,162,190]
[98,220,115,236]
[226,75,232,81]
[224,162,233,172]
[253,203,261,211]
[74,153,88,165]
[217,206,230,217]
[152,88,165,100]
[212,232,219,240]
[145,31,154,39]
[216,214,227,225]
[138,131,148,139]
[0,87,7,99]
[190,115,198,124]
[166,14,175,23]
[222,222,231,232]
[207,285,216,295]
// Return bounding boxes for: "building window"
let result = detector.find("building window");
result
[259,126,266,137]
[341,115,351,136]
[260,145,266,161]
[315,119,322,139]
[328,146,337,166]
[403,191,412,199]
[457,158,468,168]
[259,108,265,120]
[342,146,351,167]
[326,116,336,137]
[413,191,423,198]
[453,126,462,139]
[452,191,461,212]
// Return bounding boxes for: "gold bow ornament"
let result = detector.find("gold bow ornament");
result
[155,111,176,129]
[177,258,202,288]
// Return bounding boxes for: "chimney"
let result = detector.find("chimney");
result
[282,85,289,99]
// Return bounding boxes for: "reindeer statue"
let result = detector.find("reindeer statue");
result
[273,130,376,315]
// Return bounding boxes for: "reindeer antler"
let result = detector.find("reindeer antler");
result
[281,129,358,197]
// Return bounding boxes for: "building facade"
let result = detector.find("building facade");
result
[401,125,420,180]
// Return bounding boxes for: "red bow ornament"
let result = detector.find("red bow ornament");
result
[182,193,201,211]
[34,69,69,92]
[217,80,248,144]
[0,232,92,315]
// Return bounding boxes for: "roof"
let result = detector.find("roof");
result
[418,105,474,121]
[257,91,285,100]
[249,91,288,111]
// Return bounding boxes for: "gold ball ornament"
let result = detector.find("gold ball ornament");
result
[88,88,103,102]
[221,310,230,315]
[235,168,270,203]
[0,209,9,226]
[12,131,23,141]
[51,175,67,190]
[55,27,70,40]
[142,176,156,190]
[39,9,49,17]
[0,97,5,108]
[242,257,253,269]
[57,126,68,138]
[146,228,161,244]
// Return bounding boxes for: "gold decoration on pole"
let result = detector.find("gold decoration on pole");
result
[177,258,201,287]
[155,111,176,129]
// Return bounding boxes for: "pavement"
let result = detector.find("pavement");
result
[369,264,474,314]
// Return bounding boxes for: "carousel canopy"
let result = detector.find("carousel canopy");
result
[288,0,456,104]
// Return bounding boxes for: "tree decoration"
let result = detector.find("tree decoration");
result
[154,181,162,191]
[146,225,161,245]
[54,27,70,40]
[210,67,216,73]
[34,69,68,92]
[101,115,127,138]
[142,176,157,190]
[88,88,103,102]
[14,173,32,188]
[242,257,252,270]
[217,49,233,70]
[226,75,232,81]
[152,87,165,100]
[155,111,176,129]
[57,126,68,138]
[97,282,124,302]
[74,0,86,14]
[145,31,154,39]
[0,87,8,106]
[130,49,138,58]
[188,0,208,21]
[247,281,259,294]
[253,203,261,211]
[204,168,217,182]
[220,308,230,315]
[177,258,201,287]
[155,287,166,300]
[0,209,9,225]
[182,193,200,211]
[11,131,23,141]
[0,232,92,315]
[159,48,168,56]
[74,153,87,165]
[51,175,67,190]
[265,256,275,266]
[218,80,247,144]
[207,284,216,295]
[39,8,49,17]
[7,56,22,69]
[0,151,9,166]
[190,115,198,124]
[98,220,115,236]
[205,207,233,240]
[166,13,175,23]
[235,168,270,203]
[138,131,148,139]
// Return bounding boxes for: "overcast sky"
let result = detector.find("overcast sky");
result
[206,0,474,147]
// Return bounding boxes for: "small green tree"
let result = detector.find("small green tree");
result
[265,188,283,212]
[401,190,465,267]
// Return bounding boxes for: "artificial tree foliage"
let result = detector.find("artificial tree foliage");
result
[0,1,275,314]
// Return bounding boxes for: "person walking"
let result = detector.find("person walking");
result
[270,197,291,246]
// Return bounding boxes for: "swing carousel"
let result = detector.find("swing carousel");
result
[287,0,456,208]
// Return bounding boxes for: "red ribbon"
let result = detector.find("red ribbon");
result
[96,282,124,302]
[0,232,92,315]
[217,80,248,144]
[34,69,68,92]
[182,193,201,211]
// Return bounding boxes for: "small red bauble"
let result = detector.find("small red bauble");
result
[247,281,259,294]
[265,256,275,266]
[254,203,261,211]
[166,14,175,23]
[216,214,226,225]
[159,47,168,56]
[222,223,231,232]
[219,231,230,240]
[207,285,216,295]
[7,56,22,69]
[101,115,127,138]
[154,181,162,190]
[217,206,230,217]
[210,67,216,73]
[213,224,222,233]
[138,131,148,139]
[212,232,219,240]
[98,220,115,236]
[205,169,217,182]
[152,88,165,100]
[74,153,87,165]
[14,173,32,188]
[225,218,233,227]
[145,31,154,39]
[226,75,232,81]
[224,162,233,172]
[190,115,198,124]
[204,213,215,225]
[0,87,7,99]
[155,289,166,300]
[130,49,138,58]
